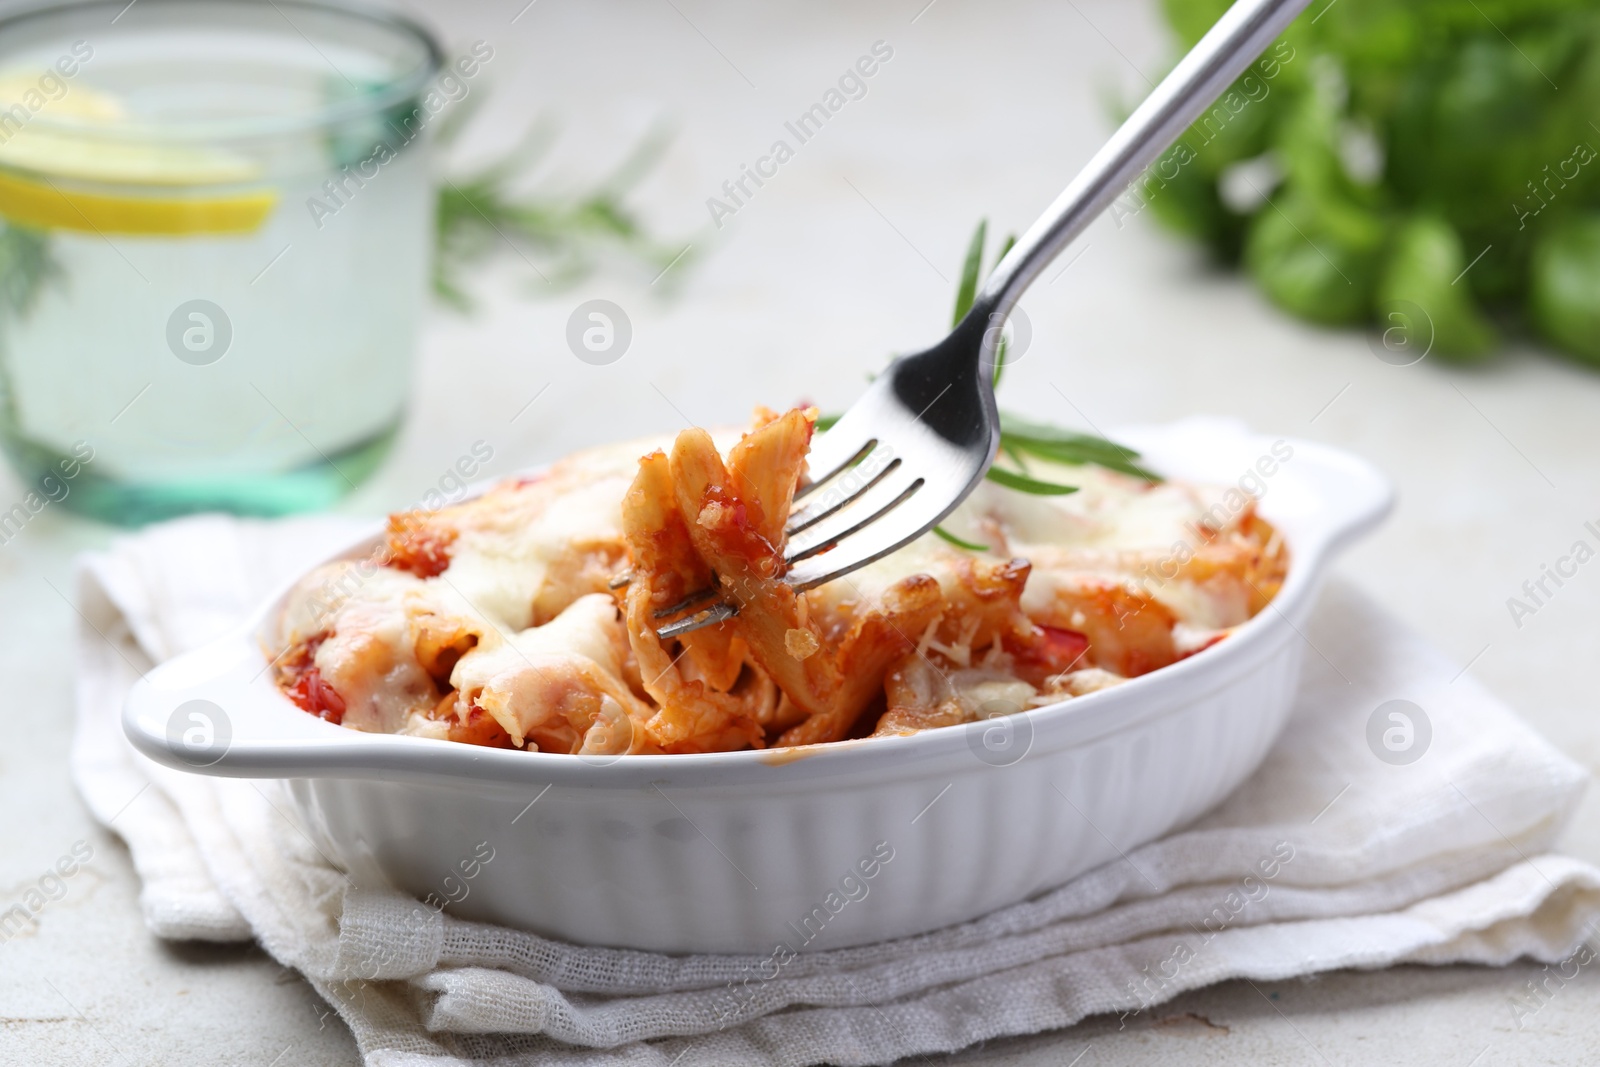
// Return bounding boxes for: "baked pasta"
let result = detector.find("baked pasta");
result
[273,408,1288,754]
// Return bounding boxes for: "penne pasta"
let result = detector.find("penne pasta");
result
[274,407,1289,754]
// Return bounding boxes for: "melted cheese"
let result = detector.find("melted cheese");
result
[282,428,1277,746]
[441,442,647,631]
[306,566,436,733]
[815,457,1258,631]
[450,594,629,697]
[446,593,636,748]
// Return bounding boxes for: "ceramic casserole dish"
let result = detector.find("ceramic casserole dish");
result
[124,418,1391,953]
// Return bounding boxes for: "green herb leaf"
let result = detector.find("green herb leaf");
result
[1375,214,1496,362]
[933,525,991,551]
[954,228,1161,484]
[1004,438,1161,482]
[1150,2,1600,366]
[984,465,1079,496]
[952,218,987,326]
[1530,214,1600,368]
[815,222,1161,508]
[998,410,1163,481]
[432,118,685,309]
[0,223,59,321]
[990,233,1018,387]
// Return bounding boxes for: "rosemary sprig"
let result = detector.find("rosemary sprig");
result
[0,93,681,321]
[998,411,1161,482]
[932,525,991,552]
[938,219,1164,545]
[949,218,1074,499]
[817,219,1163,551]
[952,219,986,329]
[957,218,1159,487]
[950,217,1019,389]
[983,466,1078,496]
[432,111,688,310]
[0,222,59,320]
[990,235,1016,384]
[0,222,59,435]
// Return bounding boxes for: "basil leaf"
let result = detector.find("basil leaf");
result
[1375,215,1496,362]
[1530,215,1600,368]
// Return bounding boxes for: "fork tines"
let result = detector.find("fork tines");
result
[656,600,738,639]
[651,429,933,639]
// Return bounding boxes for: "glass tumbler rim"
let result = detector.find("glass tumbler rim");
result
[0,0,446,143]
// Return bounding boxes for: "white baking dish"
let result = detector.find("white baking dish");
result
[123,418,1390,954]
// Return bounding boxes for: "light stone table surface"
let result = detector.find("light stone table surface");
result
[2,0,1597,1063]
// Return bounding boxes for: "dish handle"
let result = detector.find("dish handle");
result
[122,625,377,777]
[1272,434,1395,560]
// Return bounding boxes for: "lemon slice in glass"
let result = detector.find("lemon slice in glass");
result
[0,76,277,236]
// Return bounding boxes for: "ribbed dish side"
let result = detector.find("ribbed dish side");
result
[286,627,1307,953]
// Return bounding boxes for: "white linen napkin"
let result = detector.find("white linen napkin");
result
[72,514,1600,1067]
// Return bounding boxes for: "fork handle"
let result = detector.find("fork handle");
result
[975,0,1313,323]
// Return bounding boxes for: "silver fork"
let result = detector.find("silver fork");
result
[658,0,1310,639]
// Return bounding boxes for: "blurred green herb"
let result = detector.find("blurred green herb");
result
[0,135,684,323]
[0,98,682,343]
[0,222,60,439]
[432,104,689,310]
[0,222,59,320]
[1149,0,1600,367]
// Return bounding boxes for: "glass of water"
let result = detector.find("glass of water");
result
[0,0,442,522]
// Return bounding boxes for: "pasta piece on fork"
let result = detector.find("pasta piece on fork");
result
[626,408,963,746]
